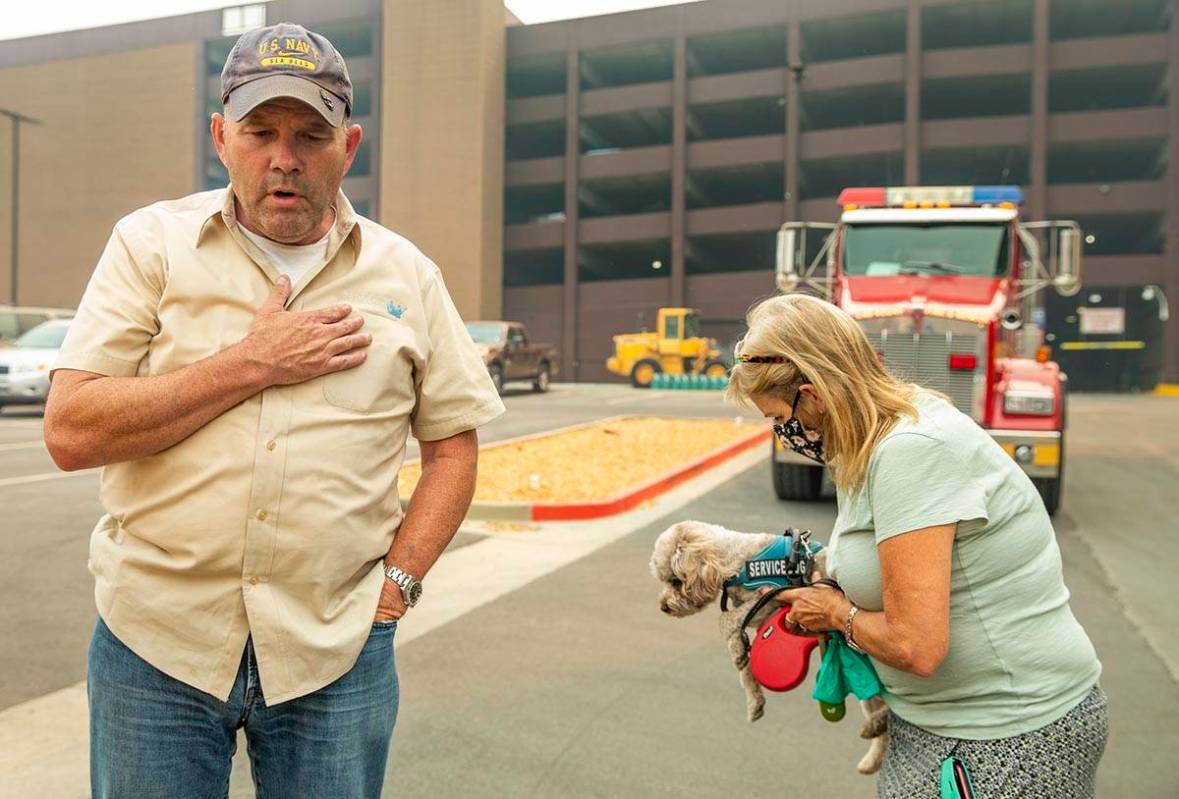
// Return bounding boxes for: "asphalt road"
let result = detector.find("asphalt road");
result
[384,392,1179,798]
[0,388,1175,797]
[0,385,760,712]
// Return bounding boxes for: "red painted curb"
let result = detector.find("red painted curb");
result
[529,427,771,521]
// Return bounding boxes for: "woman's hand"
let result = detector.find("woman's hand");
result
[759,584,851,634]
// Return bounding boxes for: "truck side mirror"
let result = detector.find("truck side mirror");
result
[776,227,800,292]
[1054,227,1081,296]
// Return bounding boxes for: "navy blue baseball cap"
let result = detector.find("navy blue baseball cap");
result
[221,22,353,126]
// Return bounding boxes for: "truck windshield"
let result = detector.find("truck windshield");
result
[465,322,504,344]
[842,223,1010,278]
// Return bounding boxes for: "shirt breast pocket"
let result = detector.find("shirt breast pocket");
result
[321,310,416,413]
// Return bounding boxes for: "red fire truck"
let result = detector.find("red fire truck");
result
[772,185,1081,515]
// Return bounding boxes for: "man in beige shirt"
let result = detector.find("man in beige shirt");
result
[44,22,503,798]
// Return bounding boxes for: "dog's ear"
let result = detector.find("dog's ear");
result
[673,522,728,603]
[669,521,706,576]
[686,546,727,601]
[651,522,692,581]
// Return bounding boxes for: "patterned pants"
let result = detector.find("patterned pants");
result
[878,685,1108,799]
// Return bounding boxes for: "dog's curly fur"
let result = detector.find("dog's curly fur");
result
[650,519,889,775]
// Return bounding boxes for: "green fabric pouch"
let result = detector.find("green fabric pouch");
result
[811,632,884,705]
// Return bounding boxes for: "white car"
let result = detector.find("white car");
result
[0,319,71,411]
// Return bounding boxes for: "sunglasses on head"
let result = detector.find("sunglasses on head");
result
[736,354,787,364]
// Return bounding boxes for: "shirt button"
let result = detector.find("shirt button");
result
[266,440,277,451]
[249,576,259,586]
[255,509,268,521]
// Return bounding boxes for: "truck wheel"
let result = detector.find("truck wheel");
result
[1033,478,1062,516]
[702,359,728,379]
[489,363,504,395]
[533,362,551,393]
[772,461,824,501]
[1034,396,1067,516]
[631,359,661,389]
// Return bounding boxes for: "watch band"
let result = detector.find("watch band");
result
[845,604,867,654]
[383,564,423,607]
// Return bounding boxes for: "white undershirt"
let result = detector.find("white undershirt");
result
[239,224,331,286]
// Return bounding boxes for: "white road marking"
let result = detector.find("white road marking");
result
[0,447,768,796]
[0,469,96,489]
[0,441,45,453]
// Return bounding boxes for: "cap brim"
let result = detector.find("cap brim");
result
[227,74,346,127]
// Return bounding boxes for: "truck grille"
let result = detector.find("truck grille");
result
[864,330,981,417]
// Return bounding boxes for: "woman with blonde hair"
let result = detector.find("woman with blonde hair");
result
[727,293,1106,798]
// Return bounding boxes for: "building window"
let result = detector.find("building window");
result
[505,249,564,287]
[799,152,905,201]
[922,0,1033,50]
[686,232,779,276]
[507,120,566,161]
[686,26,788,77]
[1049,64,1168,113]
[1047,139,1168,184]
[507,52,567,99]
[801,11,906,62]
[207,38,234,77]
[506,184,564,225]
[205,158,229,191]
[579,173,671,219]
[922,74,1031,120]
[1071,213,1165,256]
[1050,0,1170,41]
[922,145,1029,186]
[580,40,673,90]
[352,82,373,118]
[313,20,374,59]
[222,4,267,37]
[578,240,670,282]
[349,140,372,177]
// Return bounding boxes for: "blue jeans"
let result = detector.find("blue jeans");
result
[88,616,399,798]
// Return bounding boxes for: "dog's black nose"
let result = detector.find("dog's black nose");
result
[659,601,671,613]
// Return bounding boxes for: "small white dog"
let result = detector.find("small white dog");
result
[650,519,889,775]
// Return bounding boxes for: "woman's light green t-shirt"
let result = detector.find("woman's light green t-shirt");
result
[827,392,1101,740]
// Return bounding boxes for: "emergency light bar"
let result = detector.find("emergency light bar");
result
[837,186,1024,209]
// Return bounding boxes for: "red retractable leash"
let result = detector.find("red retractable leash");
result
[749,603,820,691]
[737,585,824,692]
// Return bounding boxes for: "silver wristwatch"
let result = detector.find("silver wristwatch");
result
[383,564,423,608]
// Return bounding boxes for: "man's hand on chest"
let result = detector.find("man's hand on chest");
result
[240,275,373,387]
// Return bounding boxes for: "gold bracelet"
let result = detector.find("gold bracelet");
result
[845,604,868,654]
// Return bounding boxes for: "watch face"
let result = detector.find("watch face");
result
[407,581,423,606]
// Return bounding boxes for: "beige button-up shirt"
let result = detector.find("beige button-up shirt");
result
[53,187,504,704]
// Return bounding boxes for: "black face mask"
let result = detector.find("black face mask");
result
[773,389,825,465]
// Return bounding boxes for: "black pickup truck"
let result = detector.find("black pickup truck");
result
[465,321,560,394]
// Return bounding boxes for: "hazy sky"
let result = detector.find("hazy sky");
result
[0,1,705,41]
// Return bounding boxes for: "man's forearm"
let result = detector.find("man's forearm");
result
[384,446,477,579]
[45,341,272,470]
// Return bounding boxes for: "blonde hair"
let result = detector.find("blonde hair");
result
[726,294,920,493]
